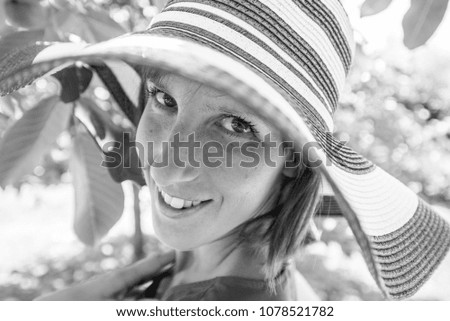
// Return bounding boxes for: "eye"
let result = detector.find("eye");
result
[146,85,177,109]
[218,115,258,137]
[155,91,177,108]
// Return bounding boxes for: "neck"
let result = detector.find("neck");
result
[170,233,266,286]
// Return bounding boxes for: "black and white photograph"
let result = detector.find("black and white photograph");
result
[0,0,449,315]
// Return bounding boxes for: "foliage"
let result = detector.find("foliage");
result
[0,0,449,301]
[360,0,449,49]
[2,0,449,246]
[336,43,450,203]
[0,235,163,301]
[0,0,158,246]
[0,226,383,301]
[297,218,383,301]
[360,0,393,17]
[0,96,72,188]
[71,131,125,245]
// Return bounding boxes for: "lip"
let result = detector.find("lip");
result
[155,186,213,218]
[157,186,203,203]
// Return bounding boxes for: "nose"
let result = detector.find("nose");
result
[150,118,201,187]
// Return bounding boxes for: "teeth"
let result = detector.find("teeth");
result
[163,192,172,205]
[159,189,202,209]
[170,197,184,209]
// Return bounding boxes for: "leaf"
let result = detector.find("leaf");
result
[0,0,9,33]
[0,96,16,118]
[0,29,45,59]
[76,97,145,186]
[52,65,94,103]
[360,0,393,17]
[89,62,143,125]
[402,0,449,49]
[152,0,168,12]
[0,112,8,134]
[82,7,128,40]
[3,0,50,29]
[53,6,126,43]
[48,0,72,10]
[0,96,72,188]
[0,42,85,97]
[70,131,125,246]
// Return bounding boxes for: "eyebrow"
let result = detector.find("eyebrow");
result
[142,68,171,92]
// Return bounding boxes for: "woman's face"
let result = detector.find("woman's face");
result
[136,72,291,250]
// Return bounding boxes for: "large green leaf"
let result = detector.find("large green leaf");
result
[53,6,126,43]
[402,0,449,49]
[0,29,45,59]
[76,97,145,186]
[0,112,8,134]
[0,0,12,36]
[0,96,16,118]
[3,0,50,29]
[0,96,72,188]
[52,65,94,103]
[360,0,393,17]
[152,0,168,12]
[70,131,125,246]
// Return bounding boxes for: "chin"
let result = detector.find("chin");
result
[151,208,205,251]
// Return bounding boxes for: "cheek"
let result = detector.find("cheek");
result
[136,111,172,165]
[148,146,285,250]
[211,149,285,219]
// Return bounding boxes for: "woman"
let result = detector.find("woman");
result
[136,68,322,300]
[1,0,449,300]
[39,70,323,300]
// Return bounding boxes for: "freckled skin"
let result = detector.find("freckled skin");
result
[136,73,290,251]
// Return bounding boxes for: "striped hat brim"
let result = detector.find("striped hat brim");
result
[1,34,449,300]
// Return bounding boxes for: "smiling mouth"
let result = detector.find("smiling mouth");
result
[156,186,212,210]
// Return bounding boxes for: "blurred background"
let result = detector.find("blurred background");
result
[0,0,449,300]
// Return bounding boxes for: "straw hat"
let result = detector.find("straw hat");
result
[1,0,449,300]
